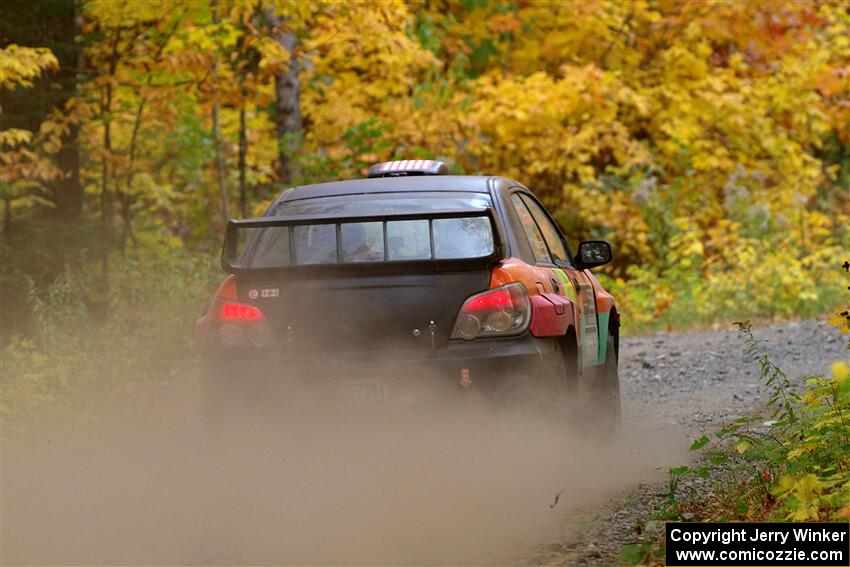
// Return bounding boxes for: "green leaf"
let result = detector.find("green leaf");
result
[690,435,710,450]
[734,416,759,423]
[707,451,729,465]
[620,543,650,565]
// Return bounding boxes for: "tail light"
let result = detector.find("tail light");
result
[451,282,531,340]
[202,276,272,349]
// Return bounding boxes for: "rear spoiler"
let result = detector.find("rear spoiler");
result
[221,208,506,274]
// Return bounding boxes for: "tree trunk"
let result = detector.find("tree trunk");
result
[99,79,113,310]
[118,18,179,252]
[99,25,121,228]
[238,104,248,217]
[100,83,112,225]
[212,103,229,224]
[54,120,83,221]
[118,96,145,254]
[3,194,12,235]
[50,4,84,221]
[210,0,229,224]
[264,7,302,186]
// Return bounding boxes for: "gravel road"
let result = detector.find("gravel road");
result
[536,319,848,566]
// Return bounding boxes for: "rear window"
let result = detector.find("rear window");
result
[236,216,495,268]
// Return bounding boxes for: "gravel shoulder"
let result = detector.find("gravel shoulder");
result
[539,319,847,566]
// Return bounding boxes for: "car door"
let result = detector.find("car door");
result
[510,191,601,369]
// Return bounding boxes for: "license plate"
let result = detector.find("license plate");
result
[349,380,390,403]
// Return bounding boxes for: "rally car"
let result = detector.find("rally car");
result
[196,160,620,429]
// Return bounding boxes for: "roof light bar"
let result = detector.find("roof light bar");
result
[367,159,448,178]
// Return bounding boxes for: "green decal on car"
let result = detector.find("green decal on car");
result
[554,268,602,367]
[597,310,609,364]
[553,268,577,302]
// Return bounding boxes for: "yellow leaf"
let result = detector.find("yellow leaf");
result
[831,361,849,383]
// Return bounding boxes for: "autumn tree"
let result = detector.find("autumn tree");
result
[3,0,847,331]
[0,44,60,230]
[0,0,84,221]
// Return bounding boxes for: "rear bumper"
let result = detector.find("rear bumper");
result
[200,333,557,405]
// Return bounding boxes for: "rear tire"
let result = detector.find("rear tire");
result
[587,333,621,438]
[535,335,577,422]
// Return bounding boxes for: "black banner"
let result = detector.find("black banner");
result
[666,522,849,566]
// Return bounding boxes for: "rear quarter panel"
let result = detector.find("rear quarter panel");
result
[585,269,617,364]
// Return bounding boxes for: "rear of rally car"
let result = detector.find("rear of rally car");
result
[196,173,562,413]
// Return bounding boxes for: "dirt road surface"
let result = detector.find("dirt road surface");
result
[2,320,845,566]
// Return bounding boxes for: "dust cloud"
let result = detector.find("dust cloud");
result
[2,367,682,566]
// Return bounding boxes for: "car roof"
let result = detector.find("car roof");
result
[280,175,499,202]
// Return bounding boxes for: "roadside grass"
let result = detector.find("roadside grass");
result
[621,261,850,565]
[0,245,217,427]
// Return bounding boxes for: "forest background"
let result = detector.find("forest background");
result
[1,0,849,420]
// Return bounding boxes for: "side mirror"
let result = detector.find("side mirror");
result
[576,240,612,269]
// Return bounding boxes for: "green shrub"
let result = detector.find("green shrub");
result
[0,247,217,424]
[728,322,850,521]
[602,239,846,334]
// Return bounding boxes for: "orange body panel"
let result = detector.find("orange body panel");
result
[586,271,615,316]
[215,274,239,300]
[490,258,555,295]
